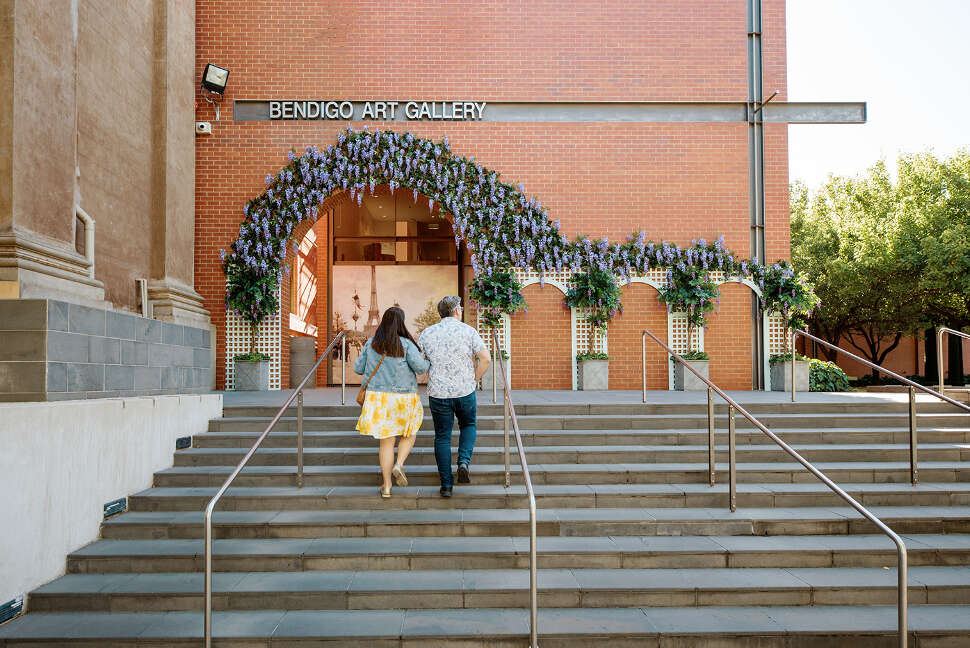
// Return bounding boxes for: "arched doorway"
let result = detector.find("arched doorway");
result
[326,186,461,384]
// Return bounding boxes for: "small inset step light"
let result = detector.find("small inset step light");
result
[176,436,191,450]
[0,596,24,624]
[103,497,127,518]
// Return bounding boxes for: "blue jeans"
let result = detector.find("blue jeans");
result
[429,392,477,488]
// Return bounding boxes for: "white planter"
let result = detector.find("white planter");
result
[673,359,709,391]
[578,359,609,391]
[234,359,270,391]
[480,358,512,391]
[771,360,810,392]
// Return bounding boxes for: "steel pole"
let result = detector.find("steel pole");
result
[790,331,796,402]
[529,499,538,648]
[897,545,909,648]
[204,506,213,648]
[937,328,945,393]
[707,387,715,487]
[297,391,304,489]
[341,336,346,405]
[504,391,511,489]
[492,335,497,405]
[909,386,918,485]
[642,332,647,403]
[728,405,737,512]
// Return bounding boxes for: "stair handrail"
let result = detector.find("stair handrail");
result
[203,331,346,648]
[641,327,909,648]
[936,326,970,393]
[491,328,538,648]
[793,328,970,486]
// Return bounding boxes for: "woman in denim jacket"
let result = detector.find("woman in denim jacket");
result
[354,306,430,498]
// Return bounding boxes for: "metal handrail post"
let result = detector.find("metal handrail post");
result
[938,327,945,393]
[297,391,304,489]
[204,331,344,648]
[707,387,715,487]
[492,334,497,405]
[909,386,918,485]
[641,327,908,648]
[641,331,647,403]
[491,327,538,647]
[341,336,346,405]
[728,405,736,512]
[791,330,796,402]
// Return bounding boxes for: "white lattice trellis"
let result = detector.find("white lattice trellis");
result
[477,312,511,356]
[225,285,282,390]
[767,313,787,357]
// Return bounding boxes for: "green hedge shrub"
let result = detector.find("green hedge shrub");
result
[809,358,850,392]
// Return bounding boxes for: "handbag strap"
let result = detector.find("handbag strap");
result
[361,353,385,391]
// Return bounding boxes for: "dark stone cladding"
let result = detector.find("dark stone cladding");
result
[0,300,211,402]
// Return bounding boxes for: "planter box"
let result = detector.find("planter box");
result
[578,359,609,391]
[673,359,709,391]
[480,358,512,391]
[289,337,316,388]
[771,360,810,392]
[234,359,270,391]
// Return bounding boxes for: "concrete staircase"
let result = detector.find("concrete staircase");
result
[3,397,970,646]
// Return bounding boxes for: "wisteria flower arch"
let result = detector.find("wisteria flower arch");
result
[222,127,813,337]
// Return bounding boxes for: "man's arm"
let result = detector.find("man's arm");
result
[474,348,490,382]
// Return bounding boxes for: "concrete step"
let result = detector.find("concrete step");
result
[27,566,970,613]
[98,506,970,540]
[221,400,967,418]
[129,483,970,512]
[206,411,970,432]
[170,443,970,467]
[151,461,970,487]
[65,534,970,574]
[190,426,970,448]
[1,605,968,646]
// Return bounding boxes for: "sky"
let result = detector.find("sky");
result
[786,0,970,190]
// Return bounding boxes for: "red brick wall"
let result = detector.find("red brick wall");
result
[510,284,572,390]
[195,1,789,390]
[609,283,670,389]
[706,282,755,389]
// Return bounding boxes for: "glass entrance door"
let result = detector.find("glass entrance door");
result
[329,188,459,384]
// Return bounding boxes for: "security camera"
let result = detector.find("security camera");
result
[195,121,212,135]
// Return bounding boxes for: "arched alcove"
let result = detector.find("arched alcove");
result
[706,281,755,389]
[608,282,669,390]
[510,283,572,389]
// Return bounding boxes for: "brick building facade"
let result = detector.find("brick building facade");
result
[195,0,791,391]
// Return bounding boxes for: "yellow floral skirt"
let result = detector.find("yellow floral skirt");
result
[356,391,423,439]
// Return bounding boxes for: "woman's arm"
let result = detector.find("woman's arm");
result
[353,340,371,375]
[404,339,431,375]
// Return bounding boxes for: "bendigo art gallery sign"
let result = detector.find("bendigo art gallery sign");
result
[266,100,487,121]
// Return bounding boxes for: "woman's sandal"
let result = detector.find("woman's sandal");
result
[392,464,408,487]
[380,485,392,499]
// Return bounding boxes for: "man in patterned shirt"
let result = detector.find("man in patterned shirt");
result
[418,295,490,498]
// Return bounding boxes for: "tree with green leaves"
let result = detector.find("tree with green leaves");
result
[413,300,441,335]
[790,162,926,378]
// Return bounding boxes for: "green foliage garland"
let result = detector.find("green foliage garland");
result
[467,269,527,328]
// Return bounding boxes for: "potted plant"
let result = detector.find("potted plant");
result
[769,352,810,392]
[223,254,279,391]
[468,268,525,390]
[671,350,710,391]
[763,262,820,392]
[658,263,718,390]
[565,268,622,390]
[480,350,511,391]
